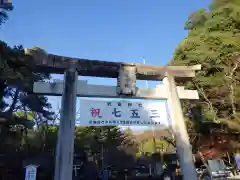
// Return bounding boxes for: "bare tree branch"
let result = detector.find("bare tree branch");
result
[192,79,217,121]
[226,59,240,117]
[6,89,19,113]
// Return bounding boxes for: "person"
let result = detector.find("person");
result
[82,161,98,180]
[102,168,109,180]
[167,160,177,179]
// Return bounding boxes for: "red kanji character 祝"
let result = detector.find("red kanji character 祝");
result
[90,108,102,118]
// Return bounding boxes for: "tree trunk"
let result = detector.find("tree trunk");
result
[0,80,7,110]
[7,89,19,113]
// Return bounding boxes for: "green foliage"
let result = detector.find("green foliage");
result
[74,126,138,155]
[0,3,12,26]
[0,12,55,155]
[171,0,240,129]
[0,10,8,26]
[24,125,58,152]
[0,41,54,124]
[141,139,170,153]
[15,111,34,120]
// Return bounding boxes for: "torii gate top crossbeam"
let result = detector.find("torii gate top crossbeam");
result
[21,48,201,82]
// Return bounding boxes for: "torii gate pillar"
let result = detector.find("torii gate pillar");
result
[54,67,77,180]
[163,72,197,180]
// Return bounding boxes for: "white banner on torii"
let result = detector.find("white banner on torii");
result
[79,99,171,127]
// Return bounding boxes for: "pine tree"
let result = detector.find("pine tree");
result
[171,0,240,132]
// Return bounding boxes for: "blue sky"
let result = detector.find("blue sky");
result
[0,0,211,131]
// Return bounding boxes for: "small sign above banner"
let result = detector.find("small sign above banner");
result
[79,99,170,127]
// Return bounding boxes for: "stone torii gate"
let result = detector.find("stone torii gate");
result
[24,48,201,180]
